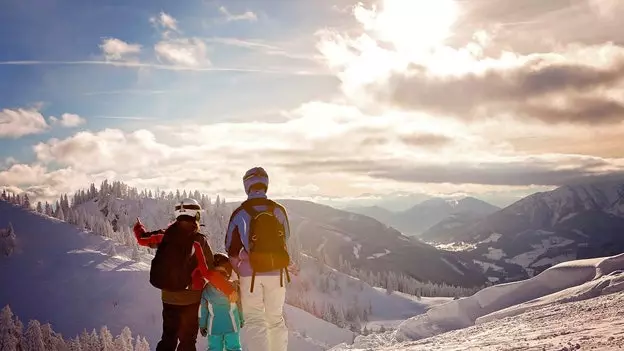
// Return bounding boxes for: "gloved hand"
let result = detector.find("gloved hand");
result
[133,218,146,237]
[200,328,207,337]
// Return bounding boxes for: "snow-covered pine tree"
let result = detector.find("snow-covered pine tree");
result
[23,194,31,209]
[24,320,46,351]
[40,323,62,351]
[45,202,53,216]
[1,190,6,201]
[36,201,43,213]
[68,336,82,351]
[56,205,65,221]
[134,335,150,351]
[0,305,20,351]
[99,326,114,351]
[113,326,132,351]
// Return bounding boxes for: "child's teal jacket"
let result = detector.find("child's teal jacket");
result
[199,283,243,335]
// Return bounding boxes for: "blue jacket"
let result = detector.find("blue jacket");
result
[199,284,242,335]
[225,190,291,277]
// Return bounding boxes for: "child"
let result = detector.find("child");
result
[200,253,243,351]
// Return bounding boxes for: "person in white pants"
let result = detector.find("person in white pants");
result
[225,167,293,351]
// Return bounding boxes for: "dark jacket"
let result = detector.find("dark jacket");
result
[134,221,234,305]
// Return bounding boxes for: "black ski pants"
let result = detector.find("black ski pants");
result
[156,302,200,351]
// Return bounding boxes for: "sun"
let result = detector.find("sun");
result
[355,0,459,56]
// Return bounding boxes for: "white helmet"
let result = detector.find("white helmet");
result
[174,198,202,221]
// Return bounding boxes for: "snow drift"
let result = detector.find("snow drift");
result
[394,253,624,342]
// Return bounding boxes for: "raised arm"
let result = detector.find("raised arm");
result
[133,219,164,247]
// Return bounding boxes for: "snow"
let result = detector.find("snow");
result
[287,254,452,332]
[0,200,357,350]
[330,253,624,350]
[330,229,353,242]
[353,244,361,259]
[433,242,477,252]
[472,260,504,273]
[505,237,575,271]
[558,211,578,223]
[483,247,505,260]
[440,258,464,276]
[530,252,577,267]
[366,249,390,259]
[478,233,501,244]
[285,305,355,350]
[572,228,589,238]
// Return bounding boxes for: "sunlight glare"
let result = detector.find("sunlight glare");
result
[355,0,459,57]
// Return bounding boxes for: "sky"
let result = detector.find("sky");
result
[1,0,624,209]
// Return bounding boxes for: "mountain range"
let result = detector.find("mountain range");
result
[414,177,624,282]
[347,197,500,237]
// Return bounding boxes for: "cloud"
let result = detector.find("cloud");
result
[49,113,86,128]
[23,102,624,199]
[150,12,178,31]
[0,108,49,138]
[34,129,172,173]
[0,163,104,203]
[278,154,624,187]
[99,38,141,61]
[204,37,319,61]
[154,38,210,67]
[317,0,624,125]
[0,60,325,75]
[218,6,258,22]
[381,46,624,124]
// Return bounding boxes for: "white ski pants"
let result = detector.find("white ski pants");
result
[240,275,288,351]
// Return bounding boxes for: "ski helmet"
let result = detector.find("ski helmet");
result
[243,166,269,194]
[174,198,202,222]
[213,253,233,277]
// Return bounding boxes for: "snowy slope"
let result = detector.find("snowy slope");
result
[286,253,452,332]
[0,200,355,350]
[336,291,624,350]
[330,253,624,350]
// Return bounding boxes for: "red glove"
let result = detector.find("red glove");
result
[133,218,146,238]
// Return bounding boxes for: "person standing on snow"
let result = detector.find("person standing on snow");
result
[134,198,239,351]
[225,167,294,351]
[199,253,244,351]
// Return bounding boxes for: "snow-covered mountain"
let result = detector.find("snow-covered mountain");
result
[278,199,487,288]
[0,190,468,350]
[331,253,624,350]
[0,199,357,350]
[429,177,624,282]
[67,184,486,289]
[348,197,500,238]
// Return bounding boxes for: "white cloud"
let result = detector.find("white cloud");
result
[99,38,141,61]
[150,12,178,31]
[154,38,210,67]
[49,113,86,128]
[34,129,172,173]
[0,108,49,138]
[13,101,622,205]
[218,6,258,22]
